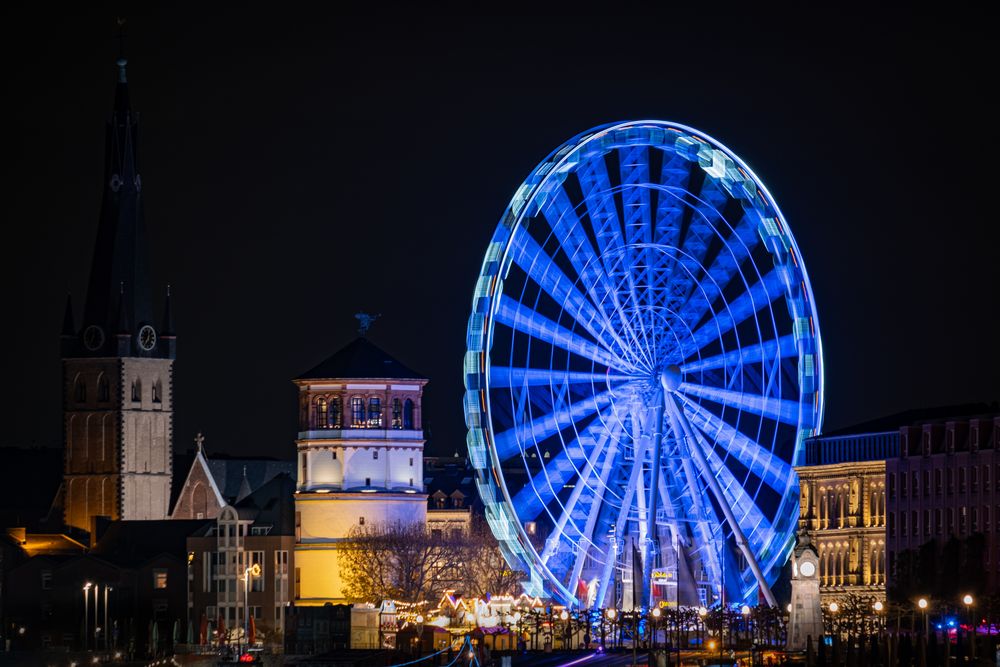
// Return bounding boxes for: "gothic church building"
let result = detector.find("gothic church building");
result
[61,56,175,533]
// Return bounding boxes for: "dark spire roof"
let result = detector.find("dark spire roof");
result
[161,284,174,336]
[61,293,75,337]
[115,283,130,334]
[296,337,425,381]
[74,54,169,358]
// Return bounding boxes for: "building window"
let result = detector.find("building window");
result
[935,469,942,496]
[972,467,979,492]
[900,473,907,498]
[409,458,414,467]
[403,399,414,429]
[153,569,168,589]
[315,397,328,429]
[131,378,141,402]
[351,397,365,426]
[888,512,895,538]
[960,469,967,493]
[368,397,382,428]
[935,509,943,535]
[359,517,365,526]
[888,473,895,497]
[329,397,342,428]
[75,378,86,402]
[922,471,930,497]
[41,570,52,590]
[392,398,402,429]
[98,375,110,402]
[152,379,162,403]
[373,450,379,460]
[431,529,442,540]
[409,477,414,487]
[365,477,371,487]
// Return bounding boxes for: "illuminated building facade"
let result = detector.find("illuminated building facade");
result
[795,427,892,607]
[886,411,1000,595]
[293,338,428,604]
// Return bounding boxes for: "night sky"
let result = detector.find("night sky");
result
[2,6,997,460]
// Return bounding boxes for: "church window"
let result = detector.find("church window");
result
[329,397,342,428]
[351,397,365,426]
[392,398,402,429]
[75,377,86,402]
[131,378,141,402]
[403,399,414,429]
[152,379,162,403]
[97,375,110,402]
[368,398,382,428]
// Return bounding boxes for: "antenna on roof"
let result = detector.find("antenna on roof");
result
[354,312,381,336]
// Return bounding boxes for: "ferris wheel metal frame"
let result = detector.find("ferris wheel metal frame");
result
[464,120,823,610]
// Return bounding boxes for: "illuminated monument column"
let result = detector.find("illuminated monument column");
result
[292,337,428,604]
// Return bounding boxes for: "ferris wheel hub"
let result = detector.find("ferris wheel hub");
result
[660,364,682,393]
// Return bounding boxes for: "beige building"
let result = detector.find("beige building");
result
[293,337,429,605]
[795,428,891,607]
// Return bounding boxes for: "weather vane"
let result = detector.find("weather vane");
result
[355,312,381,336]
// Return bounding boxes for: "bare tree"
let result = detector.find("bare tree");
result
[455,517,522,598]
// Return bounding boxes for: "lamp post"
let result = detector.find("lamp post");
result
[241,562,261,657]
[83,582,92,651]
[103,585,112,651]
[559,610,569,650]
[607,609,616,650]
[963,594,975,661]
[917,598,928,636]
[651,607,661,651]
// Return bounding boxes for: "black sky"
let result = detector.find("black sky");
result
[2,5,997,459]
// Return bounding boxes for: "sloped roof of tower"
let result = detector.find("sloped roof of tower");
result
[296,337,425,381]
[81,56,156,343]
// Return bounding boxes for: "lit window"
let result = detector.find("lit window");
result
[153,569,168,589]
[351,397,365,426]
[403,399,414,429]
[368,398,382,428]
[315,397,328,429]
[329,397,342,428]
[392,398,402,429]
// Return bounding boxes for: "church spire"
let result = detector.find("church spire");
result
[75,50,168,359]
[61,293,75,337]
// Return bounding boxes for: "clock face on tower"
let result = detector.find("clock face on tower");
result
[799,560,816,577]
[83,325,105,351]
[138,325,157,351]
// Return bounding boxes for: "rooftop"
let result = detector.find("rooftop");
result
[296,337,425,381]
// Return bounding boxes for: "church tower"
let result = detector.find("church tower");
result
[61,55,175,533]
[293,337,428,604]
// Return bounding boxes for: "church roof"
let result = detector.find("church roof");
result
[296,337,425,381]
[205,457,295,504]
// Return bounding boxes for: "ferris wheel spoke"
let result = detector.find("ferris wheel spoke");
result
[512,418,612,522]
[594,438,648,608]
[687,268,786,354]
[680,333,797,374]
[541,188,619,322]
[653,152,691,248]
[687,427,773,554]
[490,366,634,388]
[676,213,762,331]
[676,395,794,495]
[509,229,635,360]
[494,296,629,372]
[677,381,802,426]
[540,420,623,565]
[493,389,614,461]
[565,434,623,589]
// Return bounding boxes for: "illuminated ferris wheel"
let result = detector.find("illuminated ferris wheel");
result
[464,120,823,609]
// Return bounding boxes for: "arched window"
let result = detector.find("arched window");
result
[131,378,141,402]
[75,376,86,402]
[315,397,328,429]
[351,397,365,427]
[368,397,382,428]
[392,398,402,429]
[97,375,110,402]
[329,396,342,428]
[152,379,162,403]
[403,399,414,429]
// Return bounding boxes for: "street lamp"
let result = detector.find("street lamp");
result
[651,607,661,651]
[963,594,975,661]
[741,605,751,650]
[606,609,616,649]
[917,598,928,638]
[241,562,262,656]
[83,583,92,651]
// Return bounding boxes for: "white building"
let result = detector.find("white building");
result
[293,337,428,604]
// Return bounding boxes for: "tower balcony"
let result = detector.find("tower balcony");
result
[297,428,424,443]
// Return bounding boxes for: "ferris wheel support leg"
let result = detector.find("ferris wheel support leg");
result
[661,381,778,608]
[642,399,665,611]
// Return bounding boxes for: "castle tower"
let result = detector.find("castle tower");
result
[61,56,175,533]
[293,337,428,604]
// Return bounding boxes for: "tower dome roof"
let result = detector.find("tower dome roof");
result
[295,337,425,381]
